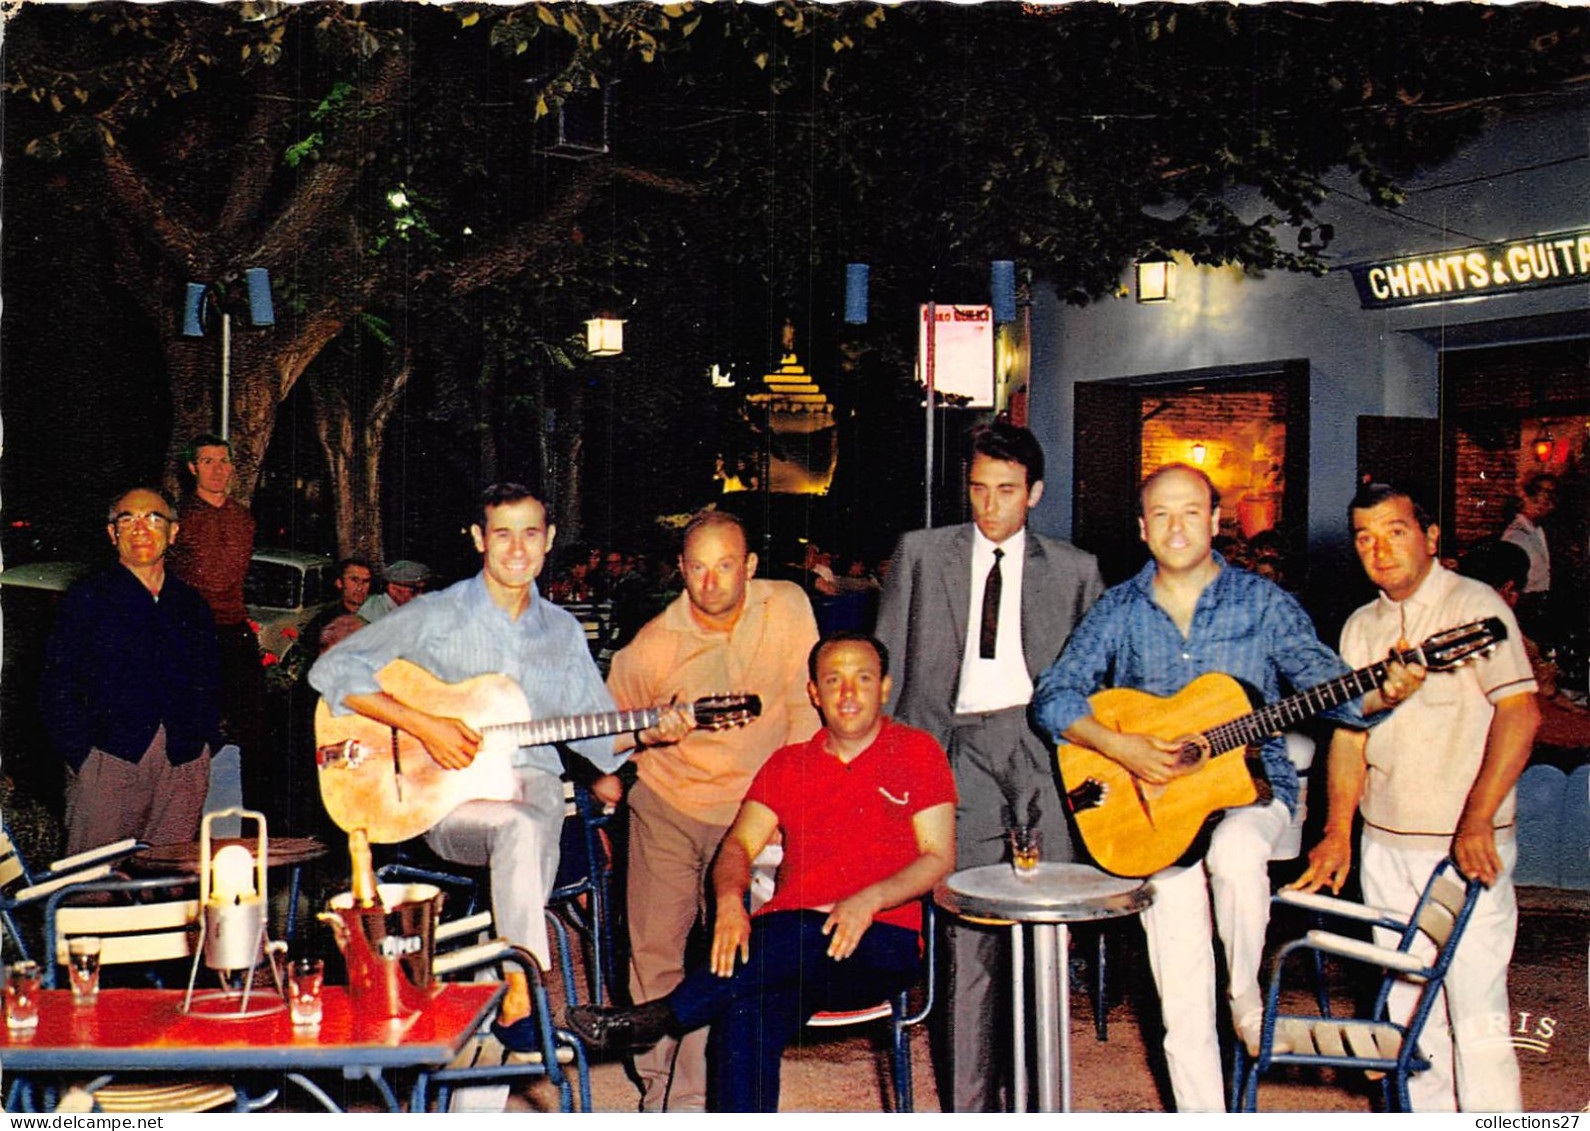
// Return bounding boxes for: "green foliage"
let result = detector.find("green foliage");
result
[282,131,323,168]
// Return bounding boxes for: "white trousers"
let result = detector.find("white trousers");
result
[1141,800,1290,1112]
[425,766,564,970]
[1361,837,1521,1112]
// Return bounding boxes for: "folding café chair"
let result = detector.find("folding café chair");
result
[1230,857,1483,1113]
[802,900,937,1113]
[21,874,276,1114]
[404,904,592,1112]
[1,824,143,962]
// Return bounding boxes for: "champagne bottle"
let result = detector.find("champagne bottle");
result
[349,828,379,909]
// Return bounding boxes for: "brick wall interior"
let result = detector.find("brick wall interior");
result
[1453,413,1589,548]
[1140,388,1287,541]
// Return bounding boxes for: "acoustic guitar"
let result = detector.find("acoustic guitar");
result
[1057,617,1507,877]
[315,659,761,843]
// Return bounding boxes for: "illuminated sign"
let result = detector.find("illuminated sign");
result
[1350,228,1590,310]
[918,304,994,407]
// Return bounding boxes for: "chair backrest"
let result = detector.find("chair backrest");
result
[43,876,200,987]
[1377,858,1483,1046]
[552,782,608,898]
[0,825,36,894]
[1410,865,1474,952]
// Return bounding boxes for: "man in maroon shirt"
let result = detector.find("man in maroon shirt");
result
[168,433,267,812]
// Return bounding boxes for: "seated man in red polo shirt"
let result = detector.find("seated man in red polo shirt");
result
[568,630,956,1113]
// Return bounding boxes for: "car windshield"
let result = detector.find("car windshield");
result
[245,560,302,610]
[301,564,336,607]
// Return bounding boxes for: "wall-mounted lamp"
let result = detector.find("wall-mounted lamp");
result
[1135,252,1176,304]
[586,315,625,358]
[1191,441,1207,466]
[1532,426,1556,464]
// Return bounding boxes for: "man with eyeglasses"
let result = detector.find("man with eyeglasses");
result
[40,487,221,855]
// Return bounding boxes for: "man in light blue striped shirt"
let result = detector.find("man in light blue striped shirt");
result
[312,483,676,1051]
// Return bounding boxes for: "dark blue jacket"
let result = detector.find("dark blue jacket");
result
[40,563,221,771]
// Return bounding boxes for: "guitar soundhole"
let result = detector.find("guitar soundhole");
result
[1067,778,1107,814]
[1176,734,1210,768]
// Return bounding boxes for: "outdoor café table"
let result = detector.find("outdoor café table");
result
[0,983,503,1113]
[935,862,1153,1113]
[130,836,329,939]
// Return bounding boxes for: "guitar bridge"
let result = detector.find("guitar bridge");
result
[316,738,366,770]
[1067,778,1107,814]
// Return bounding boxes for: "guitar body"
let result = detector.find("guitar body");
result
[315,660,762,845]
[315,660,526,844]
[1057,672,1264,878]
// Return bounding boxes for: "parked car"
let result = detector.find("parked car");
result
[243,549,338,663]
[0,550,337,665]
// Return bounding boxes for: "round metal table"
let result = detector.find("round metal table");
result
[935,862,1152,1113]
[131,837,329,941]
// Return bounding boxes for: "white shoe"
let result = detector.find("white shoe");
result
[1232,992,1291,1058]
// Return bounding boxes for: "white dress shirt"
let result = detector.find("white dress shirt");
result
[955,526,1033,713]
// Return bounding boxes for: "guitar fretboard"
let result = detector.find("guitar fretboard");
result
[1196,645,1424,756]
[485,708,664,748]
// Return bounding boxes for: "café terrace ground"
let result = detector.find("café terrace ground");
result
[2,780,1583,1114]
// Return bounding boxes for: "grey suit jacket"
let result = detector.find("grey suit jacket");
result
[875,522,1104,750]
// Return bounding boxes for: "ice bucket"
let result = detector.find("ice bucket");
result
[319,882,444,1019]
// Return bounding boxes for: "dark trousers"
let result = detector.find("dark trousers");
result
[667,910,920,1113]
[938,706,1076,1112]
[215,622,268,811]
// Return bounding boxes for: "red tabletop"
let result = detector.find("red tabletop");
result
[0,984,503,1074]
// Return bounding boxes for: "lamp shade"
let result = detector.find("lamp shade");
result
[1135,253,1177,304]
[245,268,275,327]
[990,260,1017,322]
[844,263,870,325]
[586,316,625,357]
[182,283,210,337]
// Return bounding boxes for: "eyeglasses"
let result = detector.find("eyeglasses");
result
[112,512,173,531]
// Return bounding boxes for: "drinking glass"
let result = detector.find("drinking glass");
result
[287,956,324,1027]
[67,936,102,1003]
[5,960,42,1031]
[1009,825,1042,879]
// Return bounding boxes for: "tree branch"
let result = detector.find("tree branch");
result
[98,142,209,273]
[432,160,702,297]
[249,48,409,265]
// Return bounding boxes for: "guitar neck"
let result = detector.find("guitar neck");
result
[487,707,662,748]
[1202,644,1421,754]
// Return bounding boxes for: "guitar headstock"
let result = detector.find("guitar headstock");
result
[1421,617,1508,672]
[691,694,763,731]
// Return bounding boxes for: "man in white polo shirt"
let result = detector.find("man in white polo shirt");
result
[1296,481,1539,1112]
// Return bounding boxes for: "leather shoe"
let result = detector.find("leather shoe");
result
[490,1014,543,1054]
[566,1001,673,1051]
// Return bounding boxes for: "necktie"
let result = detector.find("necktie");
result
[979,548,1003,660]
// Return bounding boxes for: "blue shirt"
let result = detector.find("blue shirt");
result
[1032,555,1372,814]
[40,563,221,771]
[309,572,623,778]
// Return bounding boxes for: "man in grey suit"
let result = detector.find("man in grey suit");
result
[876,421,1103,1112]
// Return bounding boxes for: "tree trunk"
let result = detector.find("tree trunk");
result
[308,348,413,563]
[552,378,585,545]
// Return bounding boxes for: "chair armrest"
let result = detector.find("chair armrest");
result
[47,838,142,876]
[433,939,515,979]
[1274,888,1406,931]
[1304,929,1429,975]
[14,864,115,905]
[435,911,494,947]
